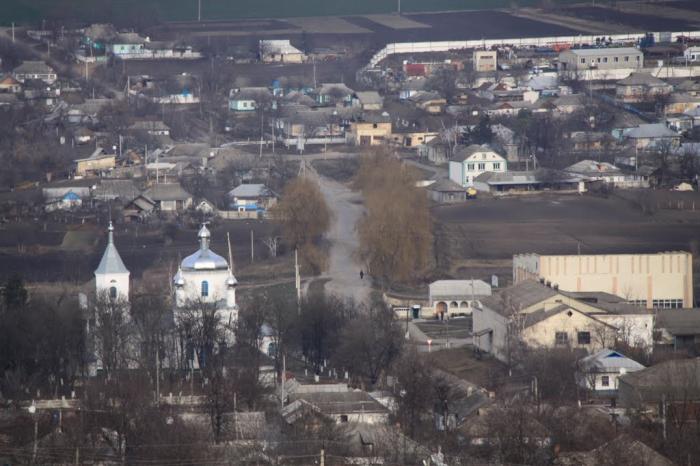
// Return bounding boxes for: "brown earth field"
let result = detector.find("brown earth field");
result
[149,10,583,43]
[0,219,286,284]
[433,191,700,301]
[559,5,697,31]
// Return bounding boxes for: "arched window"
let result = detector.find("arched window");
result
[109,287,117,299]
[201,281,209,297]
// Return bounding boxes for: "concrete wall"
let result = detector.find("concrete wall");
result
[367,30,700,68]
[521,307,614,352]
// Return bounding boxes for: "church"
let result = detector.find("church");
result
[172,224,239,345]
[89,222,239,373]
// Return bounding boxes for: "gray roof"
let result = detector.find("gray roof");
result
[565,160,621,176]
[318,82,354,96]
[655,310,700,336]
[355,91,383,106]
[429,279,492,300]
[617,72,668,87]
[144,183,192,201]
[475,169,582,186]
[180,225,229,271]
[229,183,271,199]
[626,123,677,139]
[563,47,641,57]
[578,349,645,373]
[619,358,700,402]
[288,390,389,416]
[231,87,271,101]
[452,144,498,162]
[93,179,140,202]
[479,280,559,316]
[95,224,129,276]
[13,61,55,75]
[426,178,465,193]
[563,435,675,466]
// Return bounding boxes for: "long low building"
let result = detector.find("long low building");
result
[513,252,694,309]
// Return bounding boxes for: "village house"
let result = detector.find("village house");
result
[282,381,389,425]
[513,251,694,310]
[558,47,643,80]
[564,160,650,188]
[228,87,272,112]
[429,279,492,317]
[472,280,655,363]
[448,144,507,188]
[0,75,22,93]
[408,91,448,114]
[618,358,700,420]
[74,148,117,177]
[624,123,680,151]
[354,91,384,111]
[576,349,645,394]
[567,131,615,153]
[259,39,306,63]
[473,169,584,194]
[421,138,453,165]
[346,115,392,146]
[664,92,700,116]
[144,182,193,213]
[425,178,468,204]
[654,310,700,352]
[43,187,90,212]
[12,61,57,84]
[128,120,171,136]
[227,183,276,213]
[473,49,498,72]
[615,72,672,103]
[557,435,676,466]
[316,83,354,106]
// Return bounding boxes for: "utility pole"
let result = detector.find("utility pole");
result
[11,22,15,43]
[320,449,325,466]
[250,230,254,263]
[398,0,401,15]
[155,348,160,405]
[198,0,202,21]
[295,248,301,314]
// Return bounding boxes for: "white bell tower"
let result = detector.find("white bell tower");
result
[94,222,130,301]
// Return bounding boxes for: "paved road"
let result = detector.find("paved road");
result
[306,161,371,306]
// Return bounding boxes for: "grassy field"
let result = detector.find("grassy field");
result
[1,0,584,26]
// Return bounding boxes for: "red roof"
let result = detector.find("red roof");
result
[405,63,426,77]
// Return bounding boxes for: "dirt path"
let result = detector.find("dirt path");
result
[305,161,371,306]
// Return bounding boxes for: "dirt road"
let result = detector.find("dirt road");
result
[306,161,371,306]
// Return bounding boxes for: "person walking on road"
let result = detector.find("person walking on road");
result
[360,270,364,280]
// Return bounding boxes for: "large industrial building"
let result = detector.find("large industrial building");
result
[513,252,694,309]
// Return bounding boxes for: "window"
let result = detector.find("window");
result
[614,56,619,63]
[629,300,647,307]
[109,286,117,299]
[636,56,640,61]
[555,332,568,345]
[467,163,475,171]
[493,162,501,170]
[603,57,608,63]
[601,375,610,387]
[596,57,601,63]
[624,56,629,62]
[577,331,591,345]
[580,58,586,64]
[340,415,348,423]
[652,299,683,309]
[372,123,378,129]
[478,163,486,170]
[201,281,209,297]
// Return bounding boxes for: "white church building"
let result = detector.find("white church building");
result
[94,222,130,300]
[173,224,239,345]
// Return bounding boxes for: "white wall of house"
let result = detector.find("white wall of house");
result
[449,150,507,187]
[472,306,510,362]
